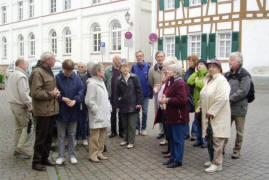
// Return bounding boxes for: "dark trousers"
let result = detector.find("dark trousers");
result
[111,108,123,134]
[76,110,88,140]
[32,116,55,165]
[121,112,138,144]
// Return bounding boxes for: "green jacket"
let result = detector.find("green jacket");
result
[187,69,208,110]
[104,66,113,98]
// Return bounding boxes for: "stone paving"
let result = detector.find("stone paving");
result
[0,83,269,180]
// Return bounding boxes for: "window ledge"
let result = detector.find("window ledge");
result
[28,56,35,58]
[90,52,101,55]
[109,51,121,54]
[63,53,71,56]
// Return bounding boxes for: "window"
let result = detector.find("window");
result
[51,0,56,13]
[64,28,71,53]
[92,24,101,52]
[29,34,35,56]
[93,0,101,3]
[164,37,175,57]
[18,35,24,56]
[29,0,34,17]
[2,6,7,24]
[190,0,201,6]
[188,34,201,57]
[217,32,232,59]
[111,22,121,51]
[18,1,23,21]
[64,0,71,10]
[2,37,7,58]
[50,30,57,54]
[164,0,175,10]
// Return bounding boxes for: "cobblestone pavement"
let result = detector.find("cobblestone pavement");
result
[0,84,269,180]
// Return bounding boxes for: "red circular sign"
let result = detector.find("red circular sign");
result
[149,33,158,42]
[125,32,133,40]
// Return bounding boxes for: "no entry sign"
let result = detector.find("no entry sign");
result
[125,31,133,40]
[149,33,158,42]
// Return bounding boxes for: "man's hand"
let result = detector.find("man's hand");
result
[136,105,142,109]
[62,97,71,104]
[67,100,76,107]
[53,88,61,98]
[116,108,120,113]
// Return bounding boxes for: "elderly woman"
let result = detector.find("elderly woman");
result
[159,63,189,168]
[200,59,231,173]
[85,63,111,163]
[55,59,85,165]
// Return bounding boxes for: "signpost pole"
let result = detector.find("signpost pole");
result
[148,33,158,66]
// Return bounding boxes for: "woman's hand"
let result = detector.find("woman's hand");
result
[206,112,213,119]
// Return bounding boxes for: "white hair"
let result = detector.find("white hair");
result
[168,63,183,76]
[86,61,98,73]
[40,51,54,62]
[230,52,243,64]
[164,56,178,66]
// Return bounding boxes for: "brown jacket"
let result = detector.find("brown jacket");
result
[29,61,59,116]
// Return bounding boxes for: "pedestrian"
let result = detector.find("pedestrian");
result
[224,52,251,159]
[131,51,153,136]
[8,58,34,158]
[55,59,84,165]
[116,62,143,149]
[85,63,111,162]
[104,55,124,138]
[200,59,231,173]
[30,52,60,171]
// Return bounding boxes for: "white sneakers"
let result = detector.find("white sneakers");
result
[56,157,65,165]
[82,140,88,146]
[205,164,222,173]
[70,157,78,164]
[127,144,134,149]
[204,161,211,167]
[120,141,134,149]
[120,141,128,146]
[136,130,140,135]
[140,130,147,136]
[159,139,168,145]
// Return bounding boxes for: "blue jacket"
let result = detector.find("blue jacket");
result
[131,62,153,98]
[56,71,85,122]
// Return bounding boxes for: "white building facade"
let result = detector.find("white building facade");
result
[153,0,269,74]
[0,0,152,71]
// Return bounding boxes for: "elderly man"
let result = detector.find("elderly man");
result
[29,52,60,171]
[224,52,251,159]
[104,55,123,138]
[8,58,34,158]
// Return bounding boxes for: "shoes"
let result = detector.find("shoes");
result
[140,130,147,136]
[205,164,222,173]
[55,157,65,165]
[232,152,240,159]
[167,161,182,168]
[103,145,107,152]
[201,142,208,148]
[159,139,168,146]
[190,136,196,141]
[109,133,117,138]
[161,150,169,154]
[32,163,46,171]
[98,154,108,160]
[74,140,78,146]
[70,157,78,164]
[162,158,174,165]
[163,153,171,158]
[127,144,134,149]
[119,132,124,138]
[204,161,211,167]
[193,141,202,147]
[90,157,100,163]
[15,147,32,157]
[120,141,128,146]
[42,159,55,166]
[136,130,140,135]
[157,134,165,139]
[82,139,88,146]
[184,135,190,140]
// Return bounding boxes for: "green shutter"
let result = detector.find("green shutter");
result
[184,0,189,7]
[175,36,180,59]
[202,0,207,4]
[175,0,180,8]
[159,0,164,10]
[201,33,207,59]
[181,35,188,60]
[208,33,216,59]
[158,37,163,51]
[211,0,217,2]
[232,32,239,52]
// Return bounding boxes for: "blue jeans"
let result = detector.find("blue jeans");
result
[136,98,149,130]
[193,114,207,145]
[56,120,77,158]
[191,115,199,137]
[185,122,190,136]
[76,110,88,140]
[166,123,186,163]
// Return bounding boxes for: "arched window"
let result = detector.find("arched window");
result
[18,35,24,56]
[2,37,7,58]
[63,28,71,53]
[91,24,101,52]
[111,21,121,51]
[29,33,35,56]
[50,30,57,54]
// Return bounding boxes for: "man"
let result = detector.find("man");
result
[148,51,165,141]
[8,58,34,158]
[30,52,60,171]
[224,52,251,159]
[131,51,152,136]
[104,55,123,138]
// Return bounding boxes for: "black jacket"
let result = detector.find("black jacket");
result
[115,73,143,113]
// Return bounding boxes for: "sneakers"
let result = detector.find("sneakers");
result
[135,130,140,135]
[120,141,128,146]
[205,164,222,173]
[15,147,32,158]
[70,157,78,164]
[204,161,211,167]
[159,139,168,146]
[56,157,65,165]
[127,144,134,149]
[82,139,88,146]
[140,130,147,136]
[232,151,240,159]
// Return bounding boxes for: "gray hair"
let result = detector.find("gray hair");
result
[40,51,54,61]
[168,63,183,76]
[164,56,177,66]
[86,61,98,73]
[15,57,25,66]
[230,52,243,64]
[91,63,104,76]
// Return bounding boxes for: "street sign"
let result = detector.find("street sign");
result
[125,31,133,40]
[100,42,105,47]
[149,33,158,42]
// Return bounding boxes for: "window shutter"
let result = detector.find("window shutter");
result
[175,0,180,8]
[181,35,188,60]
[208,33,216,59]
[175,36,180,59]
[202,0,207,4]
[158,37,163,51]
[159,0,164,10]
[211,0,217,2]
[232,31,239,52]
[184,0,189,7]
[201,33,207,59]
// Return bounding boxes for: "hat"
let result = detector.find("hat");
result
[198,59,207,67]
[207,59,222,72]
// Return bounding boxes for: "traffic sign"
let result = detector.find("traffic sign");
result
[100,42,105,47]
[125,32,133,40]
[149,33,158,42]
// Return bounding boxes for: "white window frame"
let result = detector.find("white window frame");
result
[51,0,56,13]
[2,6,7,24]
[188,34,201,58]
[164,36,175,57]
[2,37,7,58]
[64,0,71,10]
[93,0,101,4]
[164,0,175,10]
[18,1,23,21]
[92,24,101,52]
[29,34,35,56]
[216,31,232,60]
[18,35,24,56]
[190,0,201,6]
[29,0,34,18]
[50,30,57,55]
[111,22,121,51]
[64,28,72,54]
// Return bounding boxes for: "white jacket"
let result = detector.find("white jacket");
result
[200,73,231,138]
[85,77,111,129]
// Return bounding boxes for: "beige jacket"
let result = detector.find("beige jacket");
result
[8,67,32,110]
[148,63,165,90]
[200,73,231,138]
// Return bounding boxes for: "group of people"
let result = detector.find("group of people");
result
[7,50,251,173]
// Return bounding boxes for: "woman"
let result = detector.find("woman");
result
[115,62,143,149]
[85,63,111,163]
[200,59,231,173]
[159,63,189,168]
[55,59,85,165]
